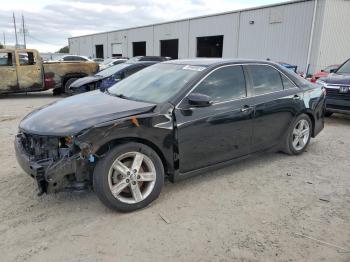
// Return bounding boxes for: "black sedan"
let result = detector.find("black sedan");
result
[316,58,350,116]
[15,59,325,212]
[68,61,157,94]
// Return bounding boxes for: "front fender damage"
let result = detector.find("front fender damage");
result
[16,105,177,194]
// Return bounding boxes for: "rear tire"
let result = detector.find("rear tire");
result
[282,114,312,155]
[93,142,164,212]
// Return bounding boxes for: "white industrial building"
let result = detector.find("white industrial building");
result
[68,0,350,74]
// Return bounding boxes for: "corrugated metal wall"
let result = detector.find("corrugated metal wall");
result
[68,0,350,73]
[237,1,314,73]
[312,0,350,71]
[153,21,189,58]
[188,13,240,58]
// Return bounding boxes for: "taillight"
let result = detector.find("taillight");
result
[44,72,55,89]
[44,72,54,80]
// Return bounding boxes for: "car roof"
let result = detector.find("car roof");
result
[126,61,159,65]
[163,58,281,67]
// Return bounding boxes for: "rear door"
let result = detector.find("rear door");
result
[0,51,18,92]
[16,50,43,91]
[174,65,255,173]
[245,64,303,152]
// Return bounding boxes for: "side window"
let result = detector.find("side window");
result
[19,52,36,65]
[281,74,296,89]
[0,52,13,66]
[193,65,246,103]
[63,56,73,61]
[75,57,83,61]
[248,65,283,95]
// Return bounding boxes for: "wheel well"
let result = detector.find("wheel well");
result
[303,111,316,137]
[95,137,169,176]
[62,73,87,88]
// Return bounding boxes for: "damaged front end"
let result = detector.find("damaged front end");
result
[15,132,93,194]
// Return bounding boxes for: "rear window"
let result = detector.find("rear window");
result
[247,65,284,95]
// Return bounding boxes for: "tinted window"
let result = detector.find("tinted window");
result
[0,52,13,66]
[281,74,296,89]
[63,56,73,61]
[193,66,246,103]
[77,57,87,61]
[95,63,131,77]
[248,65,283,95]
[336,59,350,74]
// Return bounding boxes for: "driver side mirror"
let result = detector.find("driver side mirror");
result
[187,93,213,107]
[330,69,337,73]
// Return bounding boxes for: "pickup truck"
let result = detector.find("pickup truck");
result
[0,49,99,95]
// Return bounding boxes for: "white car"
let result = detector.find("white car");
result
[99,58,128,71]
[58,55,92,62]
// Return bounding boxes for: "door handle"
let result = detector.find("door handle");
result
[240,105,253,112]
[293,95,300,100]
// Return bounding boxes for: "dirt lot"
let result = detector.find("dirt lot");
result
[0,91,349,262]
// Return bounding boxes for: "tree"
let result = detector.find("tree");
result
[0,42,4,49]
[57,46,69,53]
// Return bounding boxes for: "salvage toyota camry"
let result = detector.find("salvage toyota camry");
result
[15,59,325,212]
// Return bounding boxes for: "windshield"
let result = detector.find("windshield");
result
[96,63,131,77]
[324,65,337,73]
[108,63,204,103]
[336,59,350,74]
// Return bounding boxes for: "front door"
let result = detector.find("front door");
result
[16,50,43,91]
[245,64,303,152]
[0,51,18,92]
[174,65,254,173]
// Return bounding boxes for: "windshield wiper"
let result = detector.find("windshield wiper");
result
[115,93,129,99]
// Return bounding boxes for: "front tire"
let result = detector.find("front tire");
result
[282,114,312,155]
[64,78,78,94]
[93,142,164,212]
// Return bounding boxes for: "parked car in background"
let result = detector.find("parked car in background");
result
[68,61,157,94]
[15,59,325,212]
[311,64,339,83]
[58,55,92,62]
[127,56,171,63]
[99,58,128,71]
[316,58,350,116]
[278,62,298,73]
[0,49,98,95]
[93,58,104,64]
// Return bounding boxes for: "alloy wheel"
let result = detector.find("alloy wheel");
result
[108,152,156,204]
[292,119,310,151]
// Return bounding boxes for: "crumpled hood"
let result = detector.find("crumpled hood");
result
[19,91,156,136]
[320,73,350,85]
[70,76,103,88]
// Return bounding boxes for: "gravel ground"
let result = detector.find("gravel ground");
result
[0,91,349,262]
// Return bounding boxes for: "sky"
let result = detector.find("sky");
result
[0,0,290,52]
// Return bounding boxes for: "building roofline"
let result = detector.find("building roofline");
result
[68,0,312,40]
